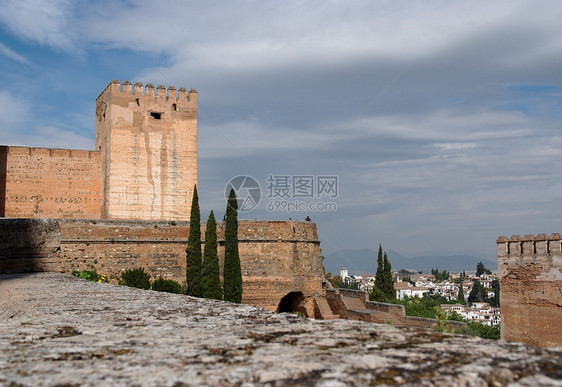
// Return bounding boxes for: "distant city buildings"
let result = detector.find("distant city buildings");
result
[440,302,501,326]
[339,268,501,325]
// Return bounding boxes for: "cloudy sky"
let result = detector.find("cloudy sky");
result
[1,0,561,265]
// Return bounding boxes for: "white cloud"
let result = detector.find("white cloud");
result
[347,110,539,142]
[0,43,31,64]
[2,126,93,150]
[0,91,28,127]
[0,0,74,50]
[0,91,91,149]
[78,1,562,75]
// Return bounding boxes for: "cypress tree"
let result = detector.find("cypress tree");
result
[202,211,222,300]
[491,279,500,307]
[223,189,242,303]
[468,280,486,305]
[458,281,465,304]
[374,244,384,292]
[186,185,202,297]
[370,244,387,302]
[382,252,394,300]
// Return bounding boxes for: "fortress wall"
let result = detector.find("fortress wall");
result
[497,234,562,348]
[59,219,323,311]
[0,146,102,219]
[59,219,189,281]
[0,218,323,311]
[95,81,197,221]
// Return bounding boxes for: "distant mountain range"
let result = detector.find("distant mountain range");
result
[323,248,497,276]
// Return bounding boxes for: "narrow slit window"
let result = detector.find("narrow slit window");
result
[172,103,177,111]
[150,112,162,119]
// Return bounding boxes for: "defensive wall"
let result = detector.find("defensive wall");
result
[0,218,324,315]
[0,80,197,221]
[497,234,562,348]
[0,147,102,219]
[325,288,466,330]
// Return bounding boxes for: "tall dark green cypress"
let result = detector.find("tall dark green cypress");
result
[382,252,394,300]
[370,244,387,302]
[223,189,242,303]
[458,281,465,304]
[202,211,222,300]
[186,185,202,297]
[374,244,384,291]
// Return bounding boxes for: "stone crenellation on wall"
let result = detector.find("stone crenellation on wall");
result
[497,234,562,348]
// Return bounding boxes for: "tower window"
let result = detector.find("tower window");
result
[150,112,162,119]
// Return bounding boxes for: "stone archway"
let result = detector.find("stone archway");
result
[277,291,306,315]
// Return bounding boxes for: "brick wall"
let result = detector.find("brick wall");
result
[95,81,197,221]
[497,234,562,348]
[0,146,102,219]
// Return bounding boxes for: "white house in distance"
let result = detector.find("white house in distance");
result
[440,303,501,327]
[394,282,430,300]
[340,268,349,281]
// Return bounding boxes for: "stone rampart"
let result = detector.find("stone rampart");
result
[365,300,406,321]
[497,234,562,347]
[0,146,102,219]
[0,218,323,314]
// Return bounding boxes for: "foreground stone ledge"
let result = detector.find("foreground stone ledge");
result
[0,273,560,386]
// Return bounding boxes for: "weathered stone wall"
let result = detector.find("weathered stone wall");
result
[59,219,188,281]
[2,273,560,386]
[497,234,562,348]
[0,218,323,313]
[365,300,406,321]
[95,80,197,220]
[0,146,102,219]
[227,220,324,311]
[0,218,61,273]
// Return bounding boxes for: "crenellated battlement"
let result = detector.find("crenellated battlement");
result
[497,233,562,277]
[94,79,198,221]
[497,233,562,347]
[1,145,100,159]
[96,79,197,106]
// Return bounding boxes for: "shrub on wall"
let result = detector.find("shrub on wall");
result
[71,270,101,282]
[152,277,182,294]
[120,268,151,290]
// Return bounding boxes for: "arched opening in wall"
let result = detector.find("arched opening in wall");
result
[277,291,306,315]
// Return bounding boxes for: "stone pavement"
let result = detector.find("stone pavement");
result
[0,273,560,386]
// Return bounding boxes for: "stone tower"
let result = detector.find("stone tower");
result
[95,80,197,220]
